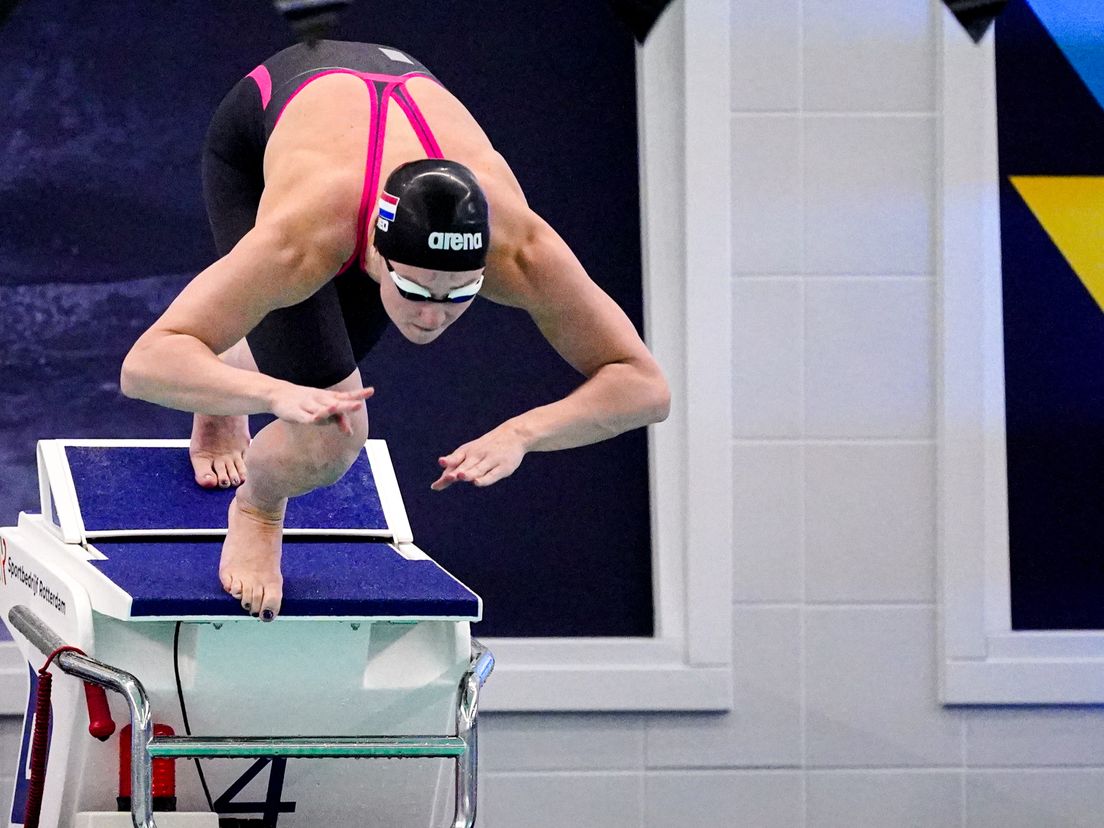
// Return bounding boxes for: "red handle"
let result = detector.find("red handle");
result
[83,682,115,740]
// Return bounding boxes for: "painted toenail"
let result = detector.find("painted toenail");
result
[243,603,251,610]
[262,610,275,622]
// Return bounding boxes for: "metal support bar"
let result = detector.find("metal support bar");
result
[454,639,494,828]
[8,606,156,828]
[7,607,495,828]
[149,735,468,759]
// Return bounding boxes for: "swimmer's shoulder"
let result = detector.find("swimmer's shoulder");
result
[467,151,557,308]
[255,162,363,268]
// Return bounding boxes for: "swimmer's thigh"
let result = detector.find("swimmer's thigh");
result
[247,286,360,390]
[202,75,266,257]
[202,76,358,389]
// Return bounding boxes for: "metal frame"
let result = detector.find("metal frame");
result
[8,605,493,828]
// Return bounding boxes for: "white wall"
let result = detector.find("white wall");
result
[5,1,1104,826]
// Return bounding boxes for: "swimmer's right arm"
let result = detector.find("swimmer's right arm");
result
[121,213,361,426]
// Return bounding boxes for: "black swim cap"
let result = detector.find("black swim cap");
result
[373,159,490,271]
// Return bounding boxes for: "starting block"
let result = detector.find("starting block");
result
[1,439,493,828]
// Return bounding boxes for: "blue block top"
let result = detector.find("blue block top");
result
[89,539,480,619]
[66,446,388,534]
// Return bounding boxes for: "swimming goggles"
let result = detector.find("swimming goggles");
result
[384,258,484,304]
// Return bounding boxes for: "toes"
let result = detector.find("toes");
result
[191,456,218,489]
[242,581,258,614]
[214,459,232,488]
[233,455,247,486]
[219,569,233,593]
[259,587,282,623]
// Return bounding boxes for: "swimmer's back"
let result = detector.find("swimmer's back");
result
[258,41,440,136]
[258,41,500,204]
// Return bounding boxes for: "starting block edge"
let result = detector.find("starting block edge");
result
[37,439,85,544]
[36,439,411,542]
[365,439,414,544]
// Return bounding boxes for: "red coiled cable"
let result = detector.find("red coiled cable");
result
[23,645,114,828]
[22,661,54,828]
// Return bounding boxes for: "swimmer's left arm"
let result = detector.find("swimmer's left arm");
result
[432,197,670,491]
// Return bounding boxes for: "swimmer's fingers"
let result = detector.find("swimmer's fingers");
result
[433,426,527,491]
[438,447,465,472]
[431,449,467,491]
[319,403,355,435]
[314,387,372,421]
[272,386,372,428]
[452,455,495,483]
[296,397,364,432]
[313,387,373,433]
[339,386,375,401]
[430,468,459,491]
[471,463,512,488]
[319,387,375,412]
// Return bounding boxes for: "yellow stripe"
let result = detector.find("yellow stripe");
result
[1009,176,1104,313]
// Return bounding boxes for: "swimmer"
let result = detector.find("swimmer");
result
[121,41,670,621]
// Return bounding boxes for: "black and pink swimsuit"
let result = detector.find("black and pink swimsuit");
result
[201,41,446,389]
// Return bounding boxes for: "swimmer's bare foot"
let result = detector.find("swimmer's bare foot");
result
[220,495,284,620]
[191,413,250,489]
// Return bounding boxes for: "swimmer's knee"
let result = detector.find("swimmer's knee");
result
[302,407,367,486]
[297,369,368,485]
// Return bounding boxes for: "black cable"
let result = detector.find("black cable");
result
[174,621,215,812]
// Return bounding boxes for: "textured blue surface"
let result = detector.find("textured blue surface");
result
[66,446,387,532]
[90,539,478,618]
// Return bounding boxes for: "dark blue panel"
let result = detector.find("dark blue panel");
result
[90,539,478,618]
[66,446,386,532]
[996,0,1104,629]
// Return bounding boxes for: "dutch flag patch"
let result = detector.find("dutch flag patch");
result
[378,192,399,222]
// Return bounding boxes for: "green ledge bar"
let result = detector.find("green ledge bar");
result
[148,736,468,759]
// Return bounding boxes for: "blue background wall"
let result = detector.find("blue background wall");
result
[0,1,652,637]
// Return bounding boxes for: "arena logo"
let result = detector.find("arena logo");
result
[428,231,483,251]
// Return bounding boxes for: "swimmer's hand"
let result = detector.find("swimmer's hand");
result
[432,423,527,491]
[270,385,374,434]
